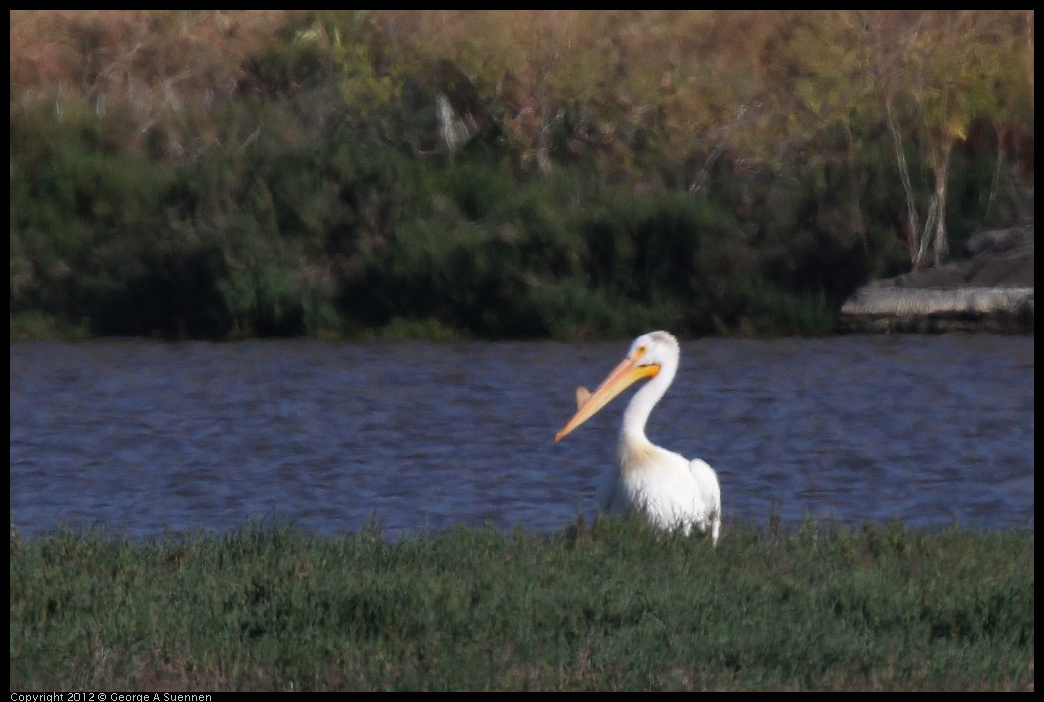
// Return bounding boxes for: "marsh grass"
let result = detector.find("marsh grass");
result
[9,519,1033,691]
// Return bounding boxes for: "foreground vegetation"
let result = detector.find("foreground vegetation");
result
[9,519,1034,691]
[10,11,1034,340]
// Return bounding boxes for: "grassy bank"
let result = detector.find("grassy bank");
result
[9,520,1034,691]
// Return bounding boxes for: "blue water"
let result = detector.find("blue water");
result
[9,334,1034,539]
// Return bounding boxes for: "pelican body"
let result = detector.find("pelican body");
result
[555,331,721,543]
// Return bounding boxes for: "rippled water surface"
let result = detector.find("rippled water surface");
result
[10,335,1034,539]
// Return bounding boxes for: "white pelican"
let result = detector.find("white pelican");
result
[555,331,721,543]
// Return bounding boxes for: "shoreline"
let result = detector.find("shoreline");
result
[840,222,1034,334]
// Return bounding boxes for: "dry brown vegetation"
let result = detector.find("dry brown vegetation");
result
[11,11,1032,167]
[11,11,297,107]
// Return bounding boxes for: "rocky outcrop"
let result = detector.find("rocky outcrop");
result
[840,222,1034,333]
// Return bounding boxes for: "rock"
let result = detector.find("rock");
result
[840,222,1034,333]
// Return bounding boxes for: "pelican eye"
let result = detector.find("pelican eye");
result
[634,344,647,359]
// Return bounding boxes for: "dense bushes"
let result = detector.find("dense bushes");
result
[7,101,1020,340]
[9,11,1033,340]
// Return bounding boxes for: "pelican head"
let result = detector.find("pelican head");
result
[555,331,679,442]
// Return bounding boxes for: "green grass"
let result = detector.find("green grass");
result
[9,519,1033,691]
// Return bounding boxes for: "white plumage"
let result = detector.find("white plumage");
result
[556,331,721,543]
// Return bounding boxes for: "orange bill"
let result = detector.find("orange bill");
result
[555,357,659,441]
